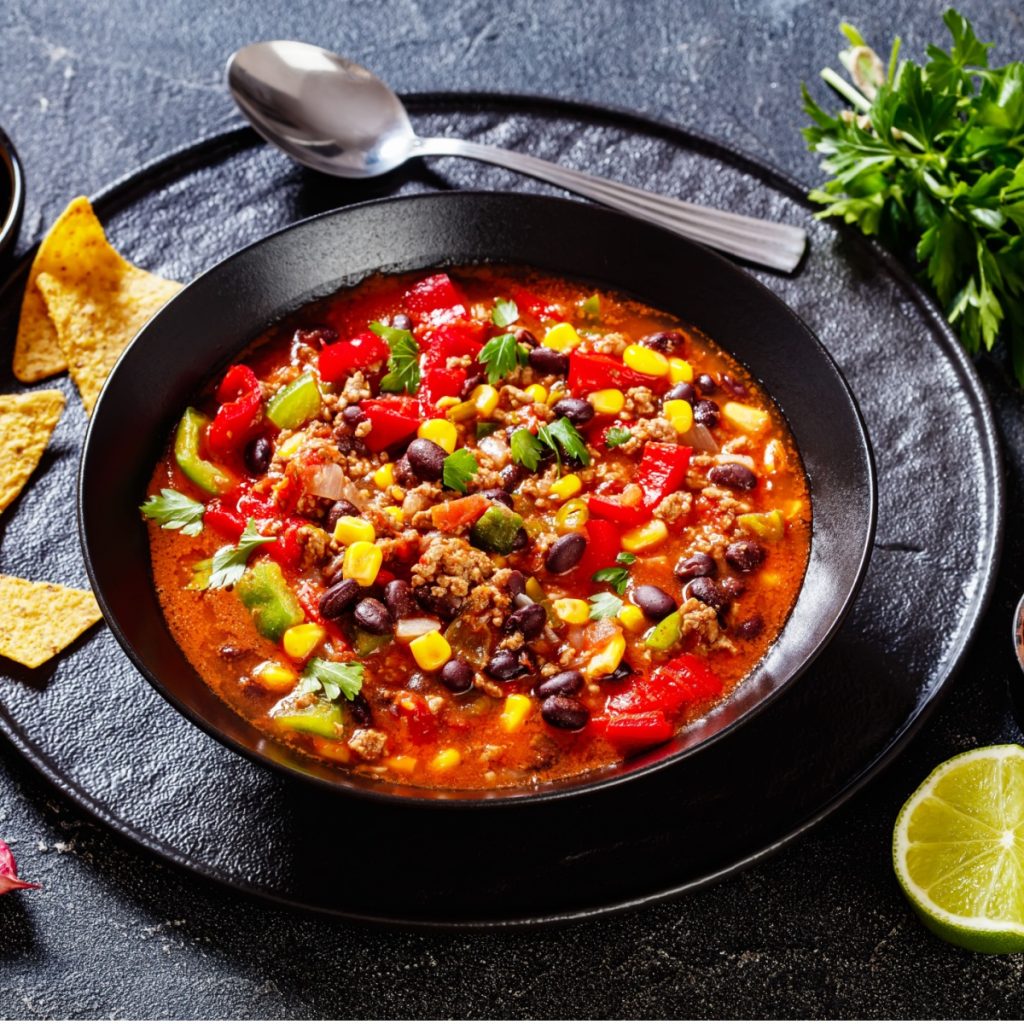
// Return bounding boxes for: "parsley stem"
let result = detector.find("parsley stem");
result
[820,67,871,112]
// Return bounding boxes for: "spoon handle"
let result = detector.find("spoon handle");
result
[416,137,806,273]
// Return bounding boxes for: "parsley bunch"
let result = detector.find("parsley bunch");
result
[802,10,1024,381]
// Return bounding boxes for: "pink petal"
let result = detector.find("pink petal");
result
[0,839,39,894]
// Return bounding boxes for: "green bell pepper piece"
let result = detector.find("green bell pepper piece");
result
[469,505,524,555]
[174,407,235,495]
[235,561,304,641]
[351,626,391,658]
[645,610,681,651]
[269,695,343,739]
[266,371,322,429]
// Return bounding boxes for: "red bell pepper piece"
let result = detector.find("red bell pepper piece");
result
[568,351,653,394]
[266,520,303,569]
[216,364,260,404]
[587,495,650,527]
[236,490,279,521]
[512,286,559,319]
[636,442,692,511]
[571,518,621,586]
[421,320,486,362]
[592,709,674,749]
[360,397,422,452]
[318,330,390,382]
[203,501,245,540]
[419,365,467,410]
[404,273,469,324]
[208,364,263,460]
[607,654,723,716]
[393,691,437,744]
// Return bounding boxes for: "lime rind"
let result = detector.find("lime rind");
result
[894,744,1024,953]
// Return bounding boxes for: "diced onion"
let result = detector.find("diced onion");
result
[680,424,719,453]
[301,462,346,499]
[395,617,443,642]
[477,434,510,466]
[712,452,755,469]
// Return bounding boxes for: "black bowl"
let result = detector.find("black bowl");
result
[0,127,25,269]
[79,191,875,805]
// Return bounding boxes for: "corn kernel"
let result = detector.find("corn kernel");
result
[784,499,804,521]
[523,383,548,404]
[525,576,546,603]
[471,384,499,418]
[342,540,382,586]
[663,397,694,434]
[549,473,582,501]
[436,396,461,410]
[622,518,669,553]
[430,747,462,772]
[384,755,418,775]
[588,388,625,416]
[722,401,770,434]
[447,399,477,423]
[623,344,669,377]
[500,693,533,733]
[491,554,508,568]
[373,462,395,488]
[555,498,589,532]
[276,431,305,460]
[553,598,590,625]
[332,515,375,545]
[669,357,694,383]
[617,604,647,632]
[418,418,458,453]
[252,660,298,692]
[383,505,405,527]
[410,629,452,672]
[546,382,566,406]
[542,322,582,352]
[586,631,626,678]
[282,623,326,661]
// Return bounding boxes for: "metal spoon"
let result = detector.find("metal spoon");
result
[227,41,807,273]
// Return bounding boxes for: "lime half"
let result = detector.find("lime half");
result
[894,744,1024,953]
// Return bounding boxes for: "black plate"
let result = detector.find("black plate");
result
[79,190,875,804]
[0,95,1003,925]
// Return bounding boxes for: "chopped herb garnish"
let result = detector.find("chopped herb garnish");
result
[140,488,205,536]
[196,517,275,590]
[300,658,364,702]
[475,421,500,439]
[593,564,632,596]
[616,552,637,566]
[479,331,528,384]
[588,591,624,620]
[492,297,519,328]
[604,426,632,448]
[546,417,591,467]
[580,293,601,319]
[510,427,543,471]
[371,320,421,394]
[442,448,479,493]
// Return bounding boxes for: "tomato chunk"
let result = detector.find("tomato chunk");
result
[404,273,469,323]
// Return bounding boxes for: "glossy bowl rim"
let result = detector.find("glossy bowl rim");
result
[79,190,877,810]
[0,127,25,260]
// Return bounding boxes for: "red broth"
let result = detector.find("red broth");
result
[145,267,810,789]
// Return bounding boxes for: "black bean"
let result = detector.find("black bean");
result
[686,576,727,610]
[505,570,526,598]
[639,329,686,353]
[353,597,392,635]
[348,693,373,726]
[708,462,757,491]
[405,438,447,481]
[596,662,635,685]
[319,578,362,619]
[514,327,539,348]
[541,695,590,731]
[536,670,585,697]
[391,313,413,331]
[511,527,530,551]
[341,404,366,427]
[674,552,716,580]
[551,397,595,426]
[499,464,525,492]
[460,372,487,400]
[734,614,764,640]
[383,579,418,619]
[295,326,338,347]
[721,373,749,397]
[439,657,474,693]
[719,576,745,600]
[243,436,272,475]
[480,487,514,509]
[724,540,766,573]
[413,585,460,621]
[693,399,720,428]
[504,604,546,640]
[696,373,719,395]
[393,454,418,488]
[632,585,677,621]
[665,381,695,404]
[326,499,361,531]
[544,532,586,574]
[486,650,529,681]
[528,346,570,376]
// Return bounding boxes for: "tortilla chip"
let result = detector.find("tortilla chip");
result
[36,260,181,415]
[0,576,101,669]
[0,390,65,515]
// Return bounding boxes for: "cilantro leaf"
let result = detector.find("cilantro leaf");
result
[546,417,591,467]
[442,448,479,493]
[604,426,632,448]
[616,552,637,565]
[510,428,543,471]
[492,297,519,328]
[588,591,623,620]
[592,565,631,596]
[371,320,421,394]
[140,488,205,536]
[198,517,275,590]
[301,658,364,702]
[479,332,528,384]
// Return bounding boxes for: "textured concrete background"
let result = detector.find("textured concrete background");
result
[2,0,1024,1017]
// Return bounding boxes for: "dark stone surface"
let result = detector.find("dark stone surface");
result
[0,0,1023,1017]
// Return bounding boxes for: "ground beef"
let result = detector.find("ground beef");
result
[410,535,495,617]
[677,597,734,654]
[339,370,373,405]
[295,524,331,569]
[653,490,693,524]
[586,331,630,357]
[622,386,657,417]
[347,728,387,761]
[617,416,677,455]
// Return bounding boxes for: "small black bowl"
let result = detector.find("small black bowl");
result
[79,192,876,805]
[0,127,25,269]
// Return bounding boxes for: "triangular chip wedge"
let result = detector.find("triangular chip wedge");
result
[0,390,65,515]
[36,260,181,415]
[0,576,102,669]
